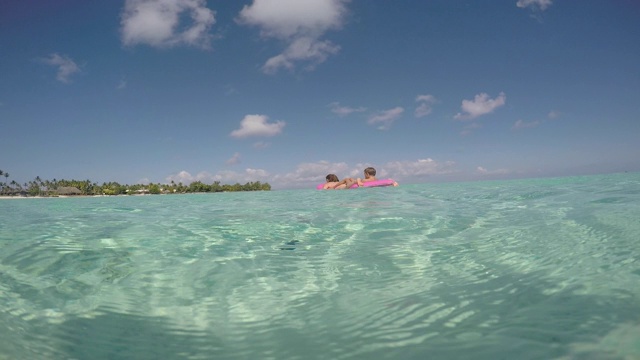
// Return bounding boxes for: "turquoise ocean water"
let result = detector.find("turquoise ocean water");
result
[1,172,639,359]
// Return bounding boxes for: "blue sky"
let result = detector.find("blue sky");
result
[1,0,639,189]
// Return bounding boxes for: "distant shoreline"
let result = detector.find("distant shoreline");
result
[0,194,173,200]
[0,196,104,200]
[0,191,275,200]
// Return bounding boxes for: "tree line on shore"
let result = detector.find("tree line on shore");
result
[0,169,271,196]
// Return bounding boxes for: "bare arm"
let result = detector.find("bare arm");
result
[323,181,339,189]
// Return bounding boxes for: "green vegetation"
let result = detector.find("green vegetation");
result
[0,169,271,196]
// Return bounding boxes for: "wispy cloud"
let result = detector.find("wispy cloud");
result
[226,152,241,165]
[117,79,127,89]
[512,109,559,130]
[516,0,553,11]
[43,53,81,83]
[461,122,482,136]
[165,168,270,185]
[230,114,285,138]
[476,166,510,175]
[275,161,352,183]
[547,110,560,119]
[367,107,404,130]
[329,102,366,117]
[512,119,540,130]
[214,169,270,183]
[384,158,456,177]
[165,170,194,184]
[414,94,438,118]
[253,141,271,149]
[237,0,349,74]
[120,0,216,48]
[454,92,506,121]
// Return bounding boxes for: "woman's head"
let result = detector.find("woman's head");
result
[326,174,339,182]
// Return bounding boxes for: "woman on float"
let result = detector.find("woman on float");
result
[322,174,357,189]
[322,174,341,189]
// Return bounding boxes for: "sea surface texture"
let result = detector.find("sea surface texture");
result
[1,173,639,360]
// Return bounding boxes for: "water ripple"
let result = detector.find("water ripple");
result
[1,174,640,359]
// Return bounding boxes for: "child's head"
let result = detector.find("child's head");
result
[364,167,376,178]
[326,174,339,182]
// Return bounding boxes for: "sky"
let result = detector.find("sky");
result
[1,0,639,190]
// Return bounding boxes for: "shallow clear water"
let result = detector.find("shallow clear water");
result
[1,173,639,360]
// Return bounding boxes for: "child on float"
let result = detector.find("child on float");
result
[356,166,377,186]
[356,167,399,187]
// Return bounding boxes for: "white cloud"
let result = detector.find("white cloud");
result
[165,170,195,184]
[230,114,285,138]
[273,161,352,185]
[117,79,127,89]
[120,0,215,48]
[245,168,269,177]
[516,0,552,11]
[237,0,349,73]
[414,94,438,118]
[329,102,366,117]
[262,37,340,73]
[165,169,271,185]
[512,119,540,129]
[367,107,404,130]
[238,0,347,39]
[43,53,80,83]
[454,92,506,120]
[226,152,241,165]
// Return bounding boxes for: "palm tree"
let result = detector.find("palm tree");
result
[34,176,42,196]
